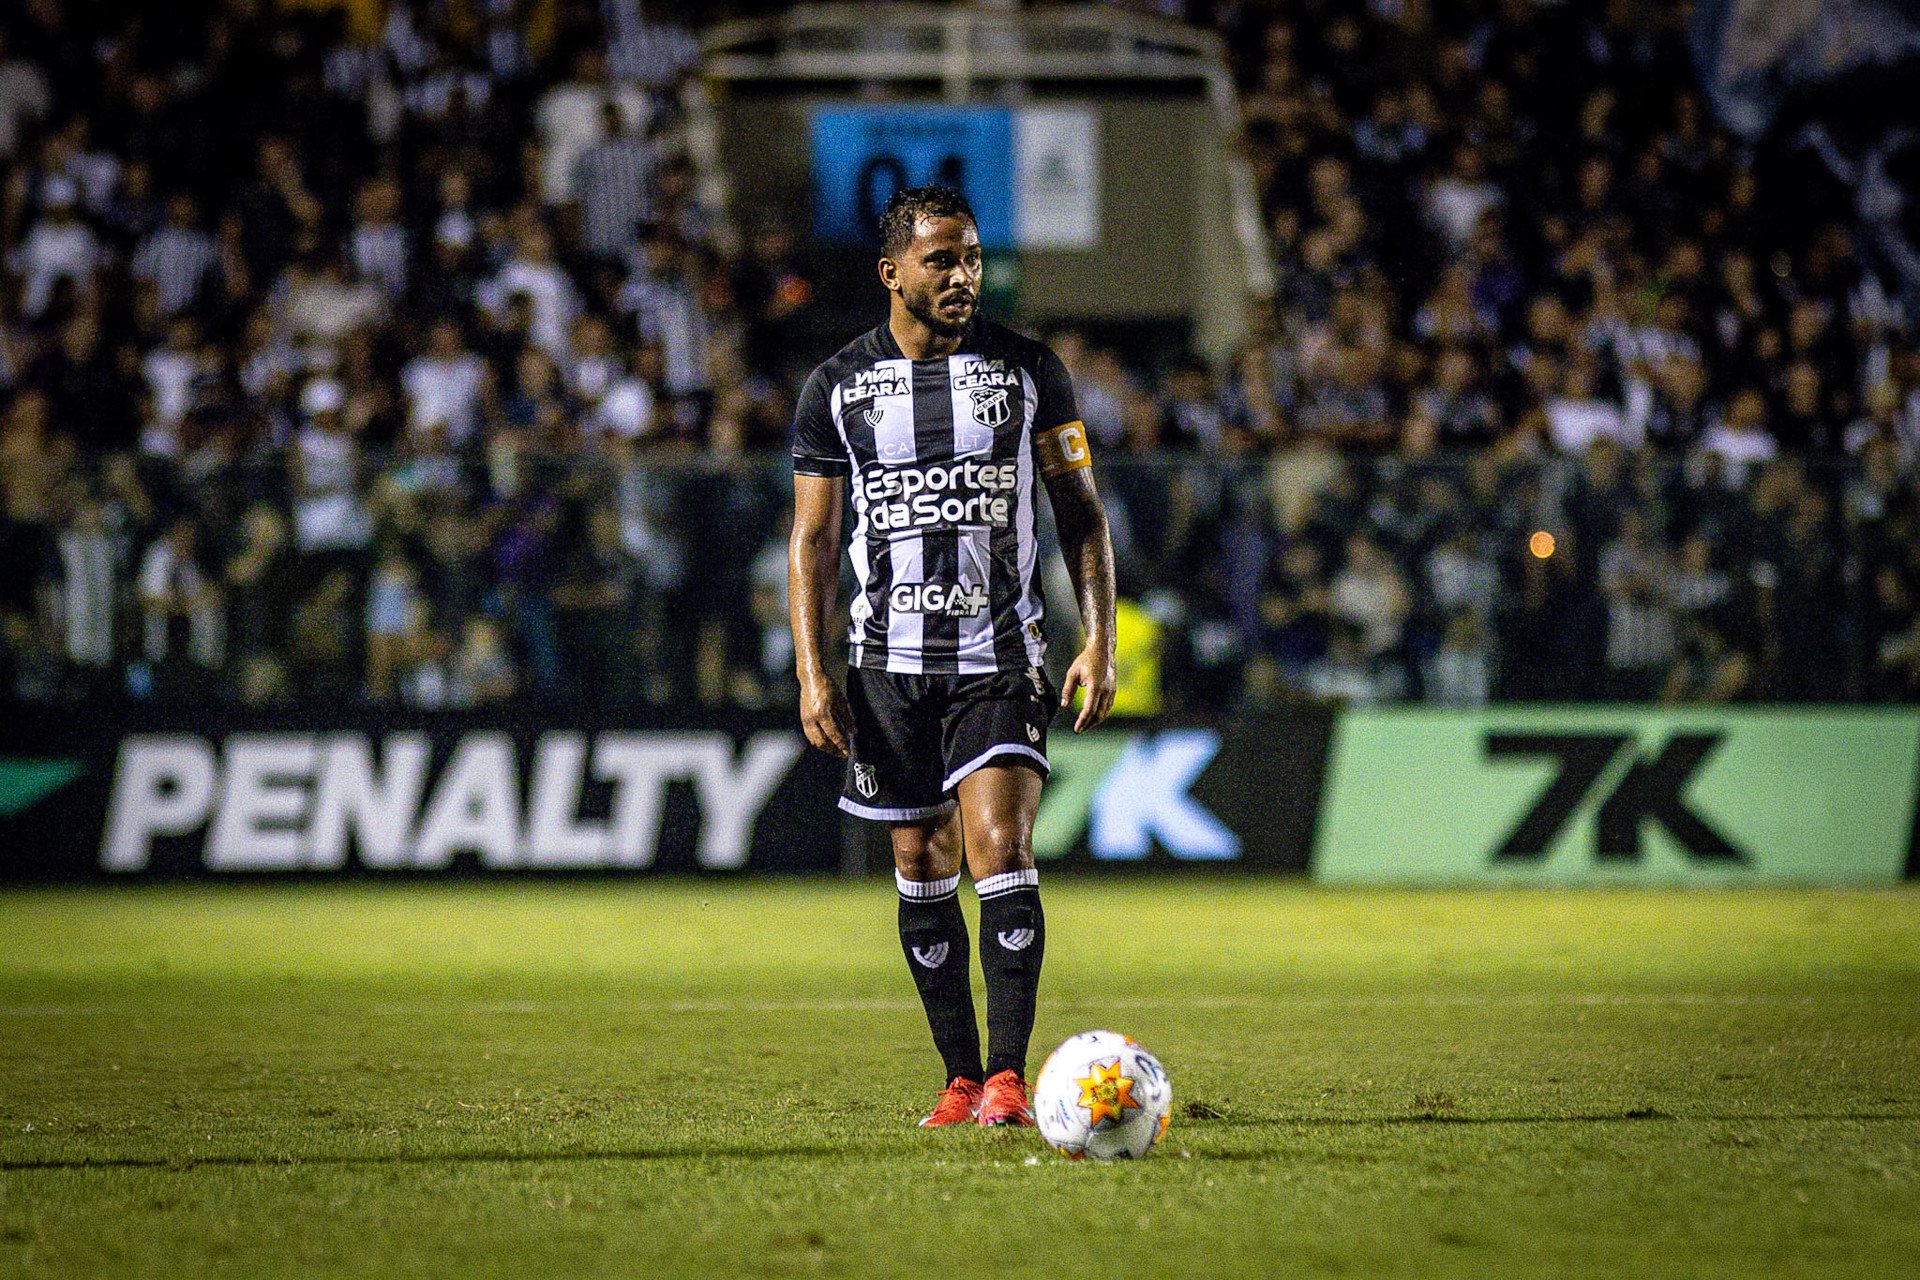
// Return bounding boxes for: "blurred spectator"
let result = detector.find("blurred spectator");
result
[1599,510,1677,700]
[572,100,657,260]
[1424,144,1502,252]
[16,178,97,317]
[1425,612,1493,707]
[291,379,372,560]
[225,503,295,668]
[349,178,410,301]
[289,567,356,703]
[1547,359,1634,453]
[449,616,516,706]
[734,218,814,385]
[551,502,638,697]
[1699,389,1778,483]
[622,231,711,411]
[402,320,489,445]
[281,248,384,354]
[46,492,117,691]
[0,26,52,162]
[536,50,647,206]
[747,511,795,707]
[138,517,223,690]
[131,195,219,319]
[1330,532,1410,660]
[365,545,427,703]
[1305,619,1403,704]
[485,224,577,360]
[1662,620,1752,704]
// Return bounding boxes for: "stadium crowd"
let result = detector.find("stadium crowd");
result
[2,0,1918,712]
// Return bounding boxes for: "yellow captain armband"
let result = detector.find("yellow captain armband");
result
[1035,420,1093,478]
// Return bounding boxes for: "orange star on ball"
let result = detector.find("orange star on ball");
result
[1075,1059,1138,1127]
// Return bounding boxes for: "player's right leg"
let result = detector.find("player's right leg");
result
[891,814,984,1124]
[838,669,984,1124]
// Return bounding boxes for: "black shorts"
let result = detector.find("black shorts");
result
[839,665,1055,821]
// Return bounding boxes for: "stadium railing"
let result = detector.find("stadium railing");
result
[2,447,1901,710]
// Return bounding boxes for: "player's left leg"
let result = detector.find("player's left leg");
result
[955,763,1046,1126]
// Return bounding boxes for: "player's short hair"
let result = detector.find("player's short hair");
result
[878,184,976,257]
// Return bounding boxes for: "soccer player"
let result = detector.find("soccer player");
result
[788,185,1117,1128]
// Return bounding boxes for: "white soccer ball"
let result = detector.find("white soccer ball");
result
[1033,1030,1173,1160]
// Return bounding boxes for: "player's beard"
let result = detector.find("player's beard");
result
[905,282,975,338]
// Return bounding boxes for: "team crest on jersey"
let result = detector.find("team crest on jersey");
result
[970,386,1011,428]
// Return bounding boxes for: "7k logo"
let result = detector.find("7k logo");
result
[1485,733,1747,863]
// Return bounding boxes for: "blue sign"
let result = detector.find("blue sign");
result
[810,106,1014,247]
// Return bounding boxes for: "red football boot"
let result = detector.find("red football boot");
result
[918,1076,983,1127]
[976,1069,1034,1127]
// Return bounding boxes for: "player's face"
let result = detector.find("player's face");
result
[884,215,982,337]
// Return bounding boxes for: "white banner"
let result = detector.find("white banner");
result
[99,730,805,873]
[1013,107,1099,250]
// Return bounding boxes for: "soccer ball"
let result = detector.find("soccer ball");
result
[1033,1030,1173,1160]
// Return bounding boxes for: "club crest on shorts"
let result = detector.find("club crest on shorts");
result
[1025,722,1041,743]
[853,762,878,799]
[969,386,1010,428]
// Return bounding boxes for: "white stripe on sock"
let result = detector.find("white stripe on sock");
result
[897,870,962,900]
[974,868,1039,898]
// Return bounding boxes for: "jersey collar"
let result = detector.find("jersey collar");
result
[874,317,976,361]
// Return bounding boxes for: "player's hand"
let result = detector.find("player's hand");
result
[1060,642,1117,733]
[799,673,853,758]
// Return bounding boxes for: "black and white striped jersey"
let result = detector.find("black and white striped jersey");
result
[792,319,1094,676]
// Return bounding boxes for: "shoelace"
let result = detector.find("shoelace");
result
[927,1080,980,1121]
[981,1077,1030,1115]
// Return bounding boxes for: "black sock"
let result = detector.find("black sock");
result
[897,871,983,1085]
[976,870,1045,1079]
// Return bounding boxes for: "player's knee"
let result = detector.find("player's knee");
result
[894,849,943,882]
[968,821,1032,876]
[927,817,964,865]
[891,819,954,880]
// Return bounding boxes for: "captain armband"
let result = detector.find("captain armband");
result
[1035,421,1093,478]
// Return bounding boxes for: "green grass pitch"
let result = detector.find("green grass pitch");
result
[2,880,1916,1278]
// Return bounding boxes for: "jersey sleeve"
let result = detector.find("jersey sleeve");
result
[790,369,848,477]
[1032,347,1080,431]
[1031,347,1093,479]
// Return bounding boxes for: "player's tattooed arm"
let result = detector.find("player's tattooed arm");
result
[789,473,853,757]
[1045,464,1118,732]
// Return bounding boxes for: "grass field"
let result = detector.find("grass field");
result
[1,881,1916,1279]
